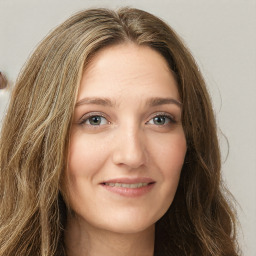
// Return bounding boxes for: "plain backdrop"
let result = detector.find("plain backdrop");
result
[0,0,255,255]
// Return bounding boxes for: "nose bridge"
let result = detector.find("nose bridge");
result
[112,121,147,169]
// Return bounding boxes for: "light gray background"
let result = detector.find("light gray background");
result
[0,0,255,255]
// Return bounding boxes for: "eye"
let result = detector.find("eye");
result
[83,115,108,126]
[147,114,175,126]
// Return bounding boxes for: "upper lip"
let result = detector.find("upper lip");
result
[101,177,155,184]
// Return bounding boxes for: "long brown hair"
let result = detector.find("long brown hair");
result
[0,7,239,256]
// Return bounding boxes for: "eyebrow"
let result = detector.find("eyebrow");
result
[75,97,116,107]
[75,97,182,108]
[146,97,182,108]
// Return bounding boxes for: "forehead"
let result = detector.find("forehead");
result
[78,43,180,101]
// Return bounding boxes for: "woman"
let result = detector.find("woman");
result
[0,7,239,256]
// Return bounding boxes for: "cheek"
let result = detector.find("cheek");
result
[65,132,110,210]
[153,128,186,161]
[67,133,108,178]
[162,139,186,176]
[150,130,187,189]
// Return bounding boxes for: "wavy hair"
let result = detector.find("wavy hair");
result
[0,7,239,256]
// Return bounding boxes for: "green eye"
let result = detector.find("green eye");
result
[86,116,108,126]
[154,116,168,125]
[148,114,175,126]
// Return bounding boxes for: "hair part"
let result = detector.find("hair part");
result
[0,7,239,256]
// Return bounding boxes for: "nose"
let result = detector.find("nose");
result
[112,125,147,169]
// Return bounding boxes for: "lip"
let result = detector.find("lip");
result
[100,177,156,197]
[101,177,155,184]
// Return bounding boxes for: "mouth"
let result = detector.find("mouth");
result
[100,178,156,197]
[102,182,154,188]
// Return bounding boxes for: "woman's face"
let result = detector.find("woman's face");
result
[66,43,187,234]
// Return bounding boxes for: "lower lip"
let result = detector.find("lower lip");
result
[100,183,155,197]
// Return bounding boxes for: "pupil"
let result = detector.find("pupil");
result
[90,116,101,125]
[154,116,165,125]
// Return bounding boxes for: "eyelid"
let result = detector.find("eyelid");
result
[76,111,177,128]
[78,112,110,125]
[147,112,176,123]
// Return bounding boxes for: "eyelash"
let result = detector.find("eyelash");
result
[147,113,176,126]
[79,112,109,127]
[78,112,176,128]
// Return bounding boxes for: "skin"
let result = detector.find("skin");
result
[64,43,187,256]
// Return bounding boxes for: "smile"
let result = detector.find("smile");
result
[100,178,155,197]
[103,182,149,188]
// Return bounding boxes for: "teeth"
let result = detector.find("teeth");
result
[104,182,148,188]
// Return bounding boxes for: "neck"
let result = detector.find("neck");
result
[64,214,155,256]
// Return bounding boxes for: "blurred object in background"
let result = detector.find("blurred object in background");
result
[0,72,8,89]
[0,72,10,126]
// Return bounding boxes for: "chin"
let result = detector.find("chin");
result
[103,220,155,235]
[89,208,163,235]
